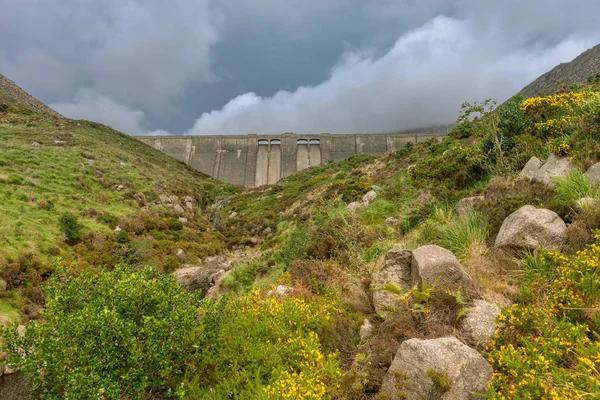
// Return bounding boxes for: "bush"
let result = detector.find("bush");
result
[185,290,343,398]
[2,264,199,399]
[411,143,486,198]
[476,177,558,233]
[59,212,82,244]
[487,239,600,398]
[115,230,129,244]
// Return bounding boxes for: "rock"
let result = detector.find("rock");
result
[263,227,272,236]
[17,325,26,337]
[172,267,212,296]
[85,158,96,166]
[520,156,543,181]
[268,285,291,296]
[411,245,473,291]
[374,245,473,319]
[385,217,399,227]
[495,205,567,251]
[359,318,375,341]
[170,195,180,203]
[2,364,18,375]
[184,196,194,203]
[203,255,232,271]
[93,169,104,178]
[115,184,124,191]
[209,269,226,285]
[373,249,413,318]
[575,197,598,212]
[362,190,378,206]
[175,249,186,263]
[159,194,170,203]
[178,217,188,225]
[31,142,41,147]
[459,300,500,351]
[372,185,382,192]
[205,270,231,300]
[185,201,194,211]
[140,206,150,212]
[520,155,573,186]
[347,201,362,212]
[174,204,185,214]
[250,237,262,245]
[455,196,485,216]
[120,161,126,166]
[380,337,492,400]
[114,226,122,232]
[585,162,600,186]
[229,212,238,219]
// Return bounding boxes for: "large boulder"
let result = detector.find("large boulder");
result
[172,266,213,296]
[495,205,567,251]
[520,155,573,186]
[373,249,413,317]
[203,255,232,271]
[380,337,492,400]
[347,201,362,212]
[454,196,484,216]
[585,162,600,186]
[362,190,378,206]
[373,246,474,319]
[459,300,500,351]
[411,245,473,291]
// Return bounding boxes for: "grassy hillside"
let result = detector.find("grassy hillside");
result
[0,107,235,324]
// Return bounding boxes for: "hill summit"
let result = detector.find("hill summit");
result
[0,73,61,117]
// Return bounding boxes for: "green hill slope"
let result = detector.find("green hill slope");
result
[0,96,235,323]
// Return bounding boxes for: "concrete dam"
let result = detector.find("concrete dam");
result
[137,132,446,187]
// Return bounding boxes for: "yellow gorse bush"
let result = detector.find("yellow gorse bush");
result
[487,241,600,399]
[520,90,599,120]
[189,288,342,398]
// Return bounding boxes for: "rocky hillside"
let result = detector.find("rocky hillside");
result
[0,74,62,117]
[519,43,600,98]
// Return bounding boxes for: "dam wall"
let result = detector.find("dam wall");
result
[137,132,446,187]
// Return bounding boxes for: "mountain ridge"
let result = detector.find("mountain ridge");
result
[518,43,600,98]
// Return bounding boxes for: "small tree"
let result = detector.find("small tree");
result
[2,263,200,399]
[58,212,82,244]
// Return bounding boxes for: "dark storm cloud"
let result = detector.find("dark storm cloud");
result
[1,1,600,135]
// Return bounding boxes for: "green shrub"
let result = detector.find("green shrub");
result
[2,264,199,399]
[411,143,486,198]
[476,177,558,233]
[115,229,129,243]
[58,212,82,244]
[185,290,342,399]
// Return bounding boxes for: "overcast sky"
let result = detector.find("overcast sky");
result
[1,1,599,135]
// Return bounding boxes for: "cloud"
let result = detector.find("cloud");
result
[2,1,600,135]
[0,0,219,113]
[51,89,163,136]
[188,16,598,134]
